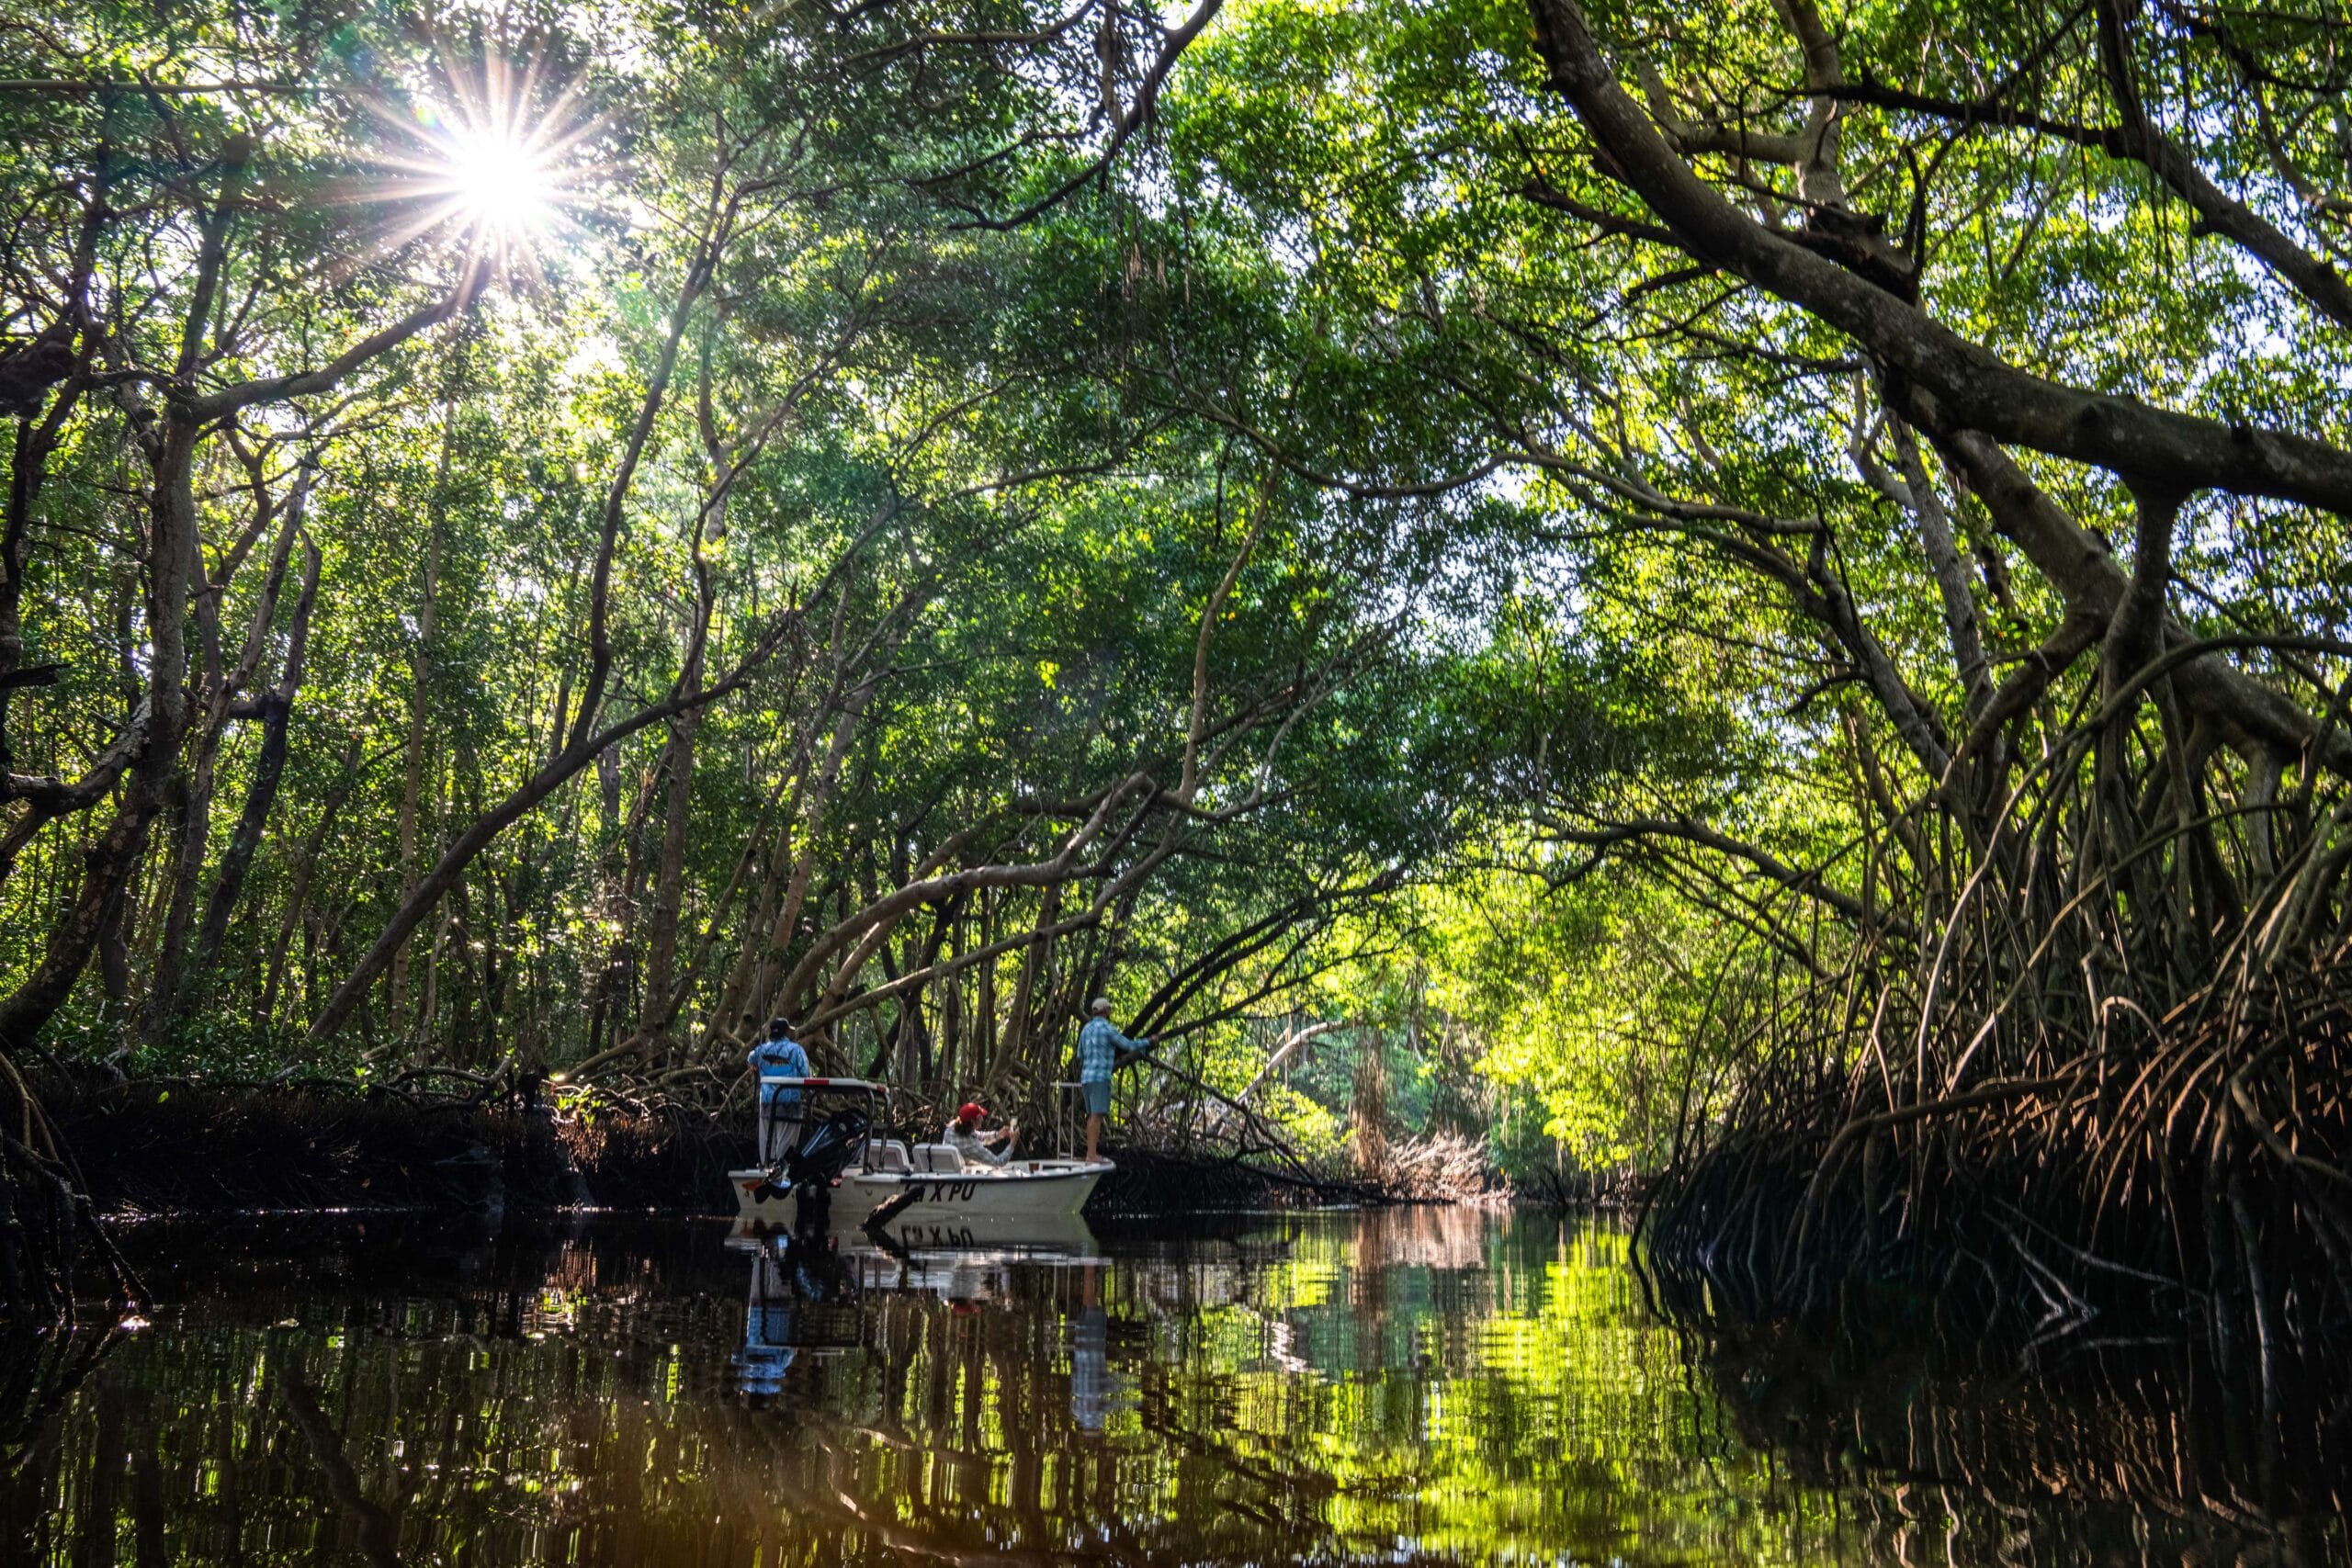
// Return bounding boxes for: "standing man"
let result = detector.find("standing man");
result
[748,1017,811,1168]
[1077,997,1151,1164]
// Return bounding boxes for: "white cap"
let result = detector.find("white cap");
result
[1089,997,1114,1014]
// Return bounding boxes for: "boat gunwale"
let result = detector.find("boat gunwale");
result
[726,1162,1111,1187]
[849,1163,1109,1186]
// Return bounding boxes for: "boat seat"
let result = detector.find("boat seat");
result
[912,1143,965,1174]
[865,1139,911,1173]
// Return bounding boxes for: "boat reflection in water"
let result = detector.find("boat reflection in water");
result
[723,1213,1114,1425]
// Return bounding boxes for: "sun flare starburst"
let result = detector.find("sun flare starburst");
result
[439,123,560,238]
[338,55,602,288]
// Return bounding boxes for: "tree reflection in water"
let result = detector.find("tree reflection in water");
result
[3,1209,2343,1564]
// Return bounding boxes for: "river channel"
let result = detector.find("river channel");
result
[6,1208,2343,1564]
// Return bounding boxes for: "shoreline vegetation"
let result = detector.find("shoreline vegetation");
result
[31,1070,1505,1231]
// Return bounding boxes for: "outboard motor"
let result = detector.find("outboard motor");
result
[753,1107,873,1236]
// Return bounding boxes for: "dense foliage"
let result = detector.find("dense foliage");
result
[0,0,1579,1288]
[1129,0,2352,1385]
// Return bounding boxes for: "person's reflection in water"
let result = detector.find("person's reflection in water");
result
[730,1238,800,1405]
[945,1257,997,1305]
[1071,1262,1108,1433]
[788,1237,854,1303]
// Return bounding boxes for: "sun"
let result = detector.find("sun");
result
[338,56,600,288]
[440,124,560,239]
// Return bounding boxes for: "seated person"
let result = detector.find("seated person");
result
[945,1101,1018,1168]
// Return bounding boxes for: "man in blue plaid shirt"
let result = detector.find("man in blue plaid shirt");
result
[1077,997,1151,1163]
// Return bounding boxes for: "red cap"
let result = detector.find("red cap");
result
[956,1101,986,1124]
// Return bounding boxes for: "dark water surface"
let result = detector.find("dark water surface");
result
[6,1208,2345,1564]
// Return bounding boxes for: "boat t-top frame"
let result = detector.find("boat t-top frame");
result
[757,1077,893,1163]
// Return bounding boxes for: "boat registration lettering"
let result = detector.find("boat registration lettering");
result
[922,1179,978,1203]
[897,1224,978,1247]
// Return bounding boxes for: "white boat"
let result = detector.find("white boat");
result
[729,1077,1111,1233]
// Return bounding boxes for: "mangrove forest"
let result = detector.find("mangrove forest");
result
[4,0,2351,1557]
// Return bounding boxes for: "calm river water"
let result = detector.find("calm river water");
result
[6,1208,2343,1564]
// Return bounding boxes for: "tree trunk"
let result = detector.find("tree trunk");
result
[95,876,132,1007]
[747,687,873,1020]
[150,467,312,1032]
[711,831,784,1048]
[0,158,103,879]
[390,409,454,1041]
[302,579,796,1044]
[189,535,321,992]
[261,746,356,1026]
[141,505,229,1041]
[637,632,703,1047]
[0,415,199,1053]
[1002,882,1059,1078]
[1888,420,1989,716]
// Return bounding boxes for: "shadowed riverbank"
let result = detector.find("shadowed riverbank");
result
[32,1071,1393,1224]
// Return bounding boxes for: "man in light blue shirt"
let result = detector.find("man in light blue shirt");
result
[748,1017,810,1166]
[1077,997,1150,1163]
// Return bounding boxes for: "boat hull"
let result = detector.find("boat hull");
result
[728,1160,1107,1232]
